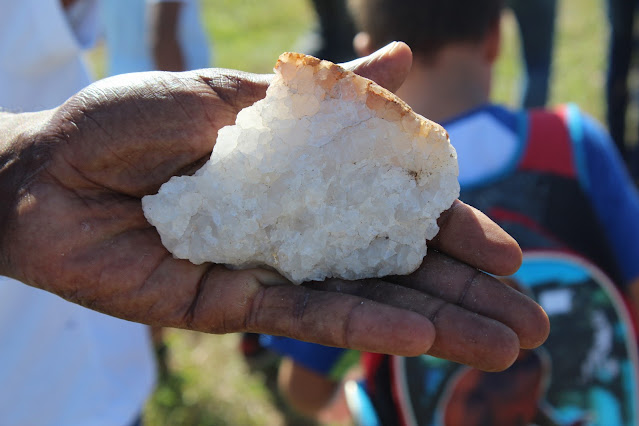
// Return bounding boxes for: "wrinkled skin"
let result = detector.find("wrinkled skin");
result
[0,43,549,372]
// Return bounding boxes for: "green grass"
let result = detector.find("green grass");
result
[143,331,298,426]
[201,0,316,73]
[86,0,619,424]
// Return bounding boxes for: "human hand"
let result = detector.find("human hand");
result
[0,43,548,372]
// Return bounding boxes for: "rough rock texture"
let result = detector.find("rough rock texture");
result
[142,53,460,284]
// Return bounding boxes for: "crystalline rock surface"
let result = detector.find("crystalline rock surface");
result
[142,53,460,284]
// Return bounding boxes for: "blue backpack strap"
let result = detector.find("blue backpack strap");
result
[562,103,591,193]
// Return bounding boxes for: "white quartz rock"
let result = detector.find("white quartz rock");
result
[142,53,460,284]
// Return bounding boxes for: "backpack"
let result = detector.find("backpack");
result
[355,107,639,426]
[392,252,639,426]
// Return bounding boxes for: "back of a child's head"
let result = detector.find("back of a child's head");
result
[348,0,504,59]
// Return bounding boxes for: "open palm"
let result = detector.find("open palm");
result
[1,44,548,372]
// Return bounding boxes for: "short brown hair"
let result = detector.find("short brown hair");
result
[348,0,504,59]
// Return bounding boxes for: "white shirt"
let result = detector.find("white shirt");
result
[0,1,156,425]
[445,108,520,187]
[0,0,94,111]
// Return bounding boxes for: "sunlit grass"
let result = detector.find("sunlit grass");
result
[202,0,316,73]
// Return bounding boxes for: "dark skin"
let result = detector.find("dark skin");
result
[148,1,186,71]
[0,43,549,372]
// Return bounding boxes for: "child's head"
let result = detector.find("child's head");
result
[347,0,504,61]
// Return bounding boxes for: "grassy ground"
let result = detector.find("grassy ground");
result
[143,331,303,425]
[199,0,316,73]
[87,0,629,424]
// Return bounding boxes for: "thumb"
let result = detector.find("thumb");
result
[195,42,413,115]
[342,41,413,92]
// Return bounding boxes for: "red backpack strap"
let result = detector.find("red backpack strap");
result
[361,352,386,396]
[519,106,577,178]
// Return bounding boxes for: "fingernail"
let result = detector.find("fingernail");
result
[378,41,399,56]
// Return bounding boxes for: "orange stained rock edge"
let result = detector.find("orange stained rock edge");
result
[274,52,449,142]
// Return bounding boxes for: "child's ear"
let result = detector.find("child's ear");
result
[353,32,375,57]
[484,18,501,64]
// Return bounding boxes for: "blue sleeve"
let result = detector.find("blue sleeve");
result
[567,105,639,284]
[259,335,356,378]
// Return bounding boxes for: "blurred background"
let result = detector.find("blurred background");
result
[88,0,623,125]
[84,0,635,424]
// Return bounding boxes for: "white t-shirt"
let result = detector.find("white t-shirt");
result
[0,1,156,425]
[0,0,94,111]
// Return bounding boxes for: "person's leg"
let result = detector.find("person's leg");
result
[310,0,357,62]
[509,0,558,108]
[605,0,636,161]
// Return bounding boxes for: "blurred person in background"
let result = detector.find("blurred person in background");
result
[264,0,639,424]
[147,0,211,71]
[508,0,557,108]
[0,1,156,425]
[99,0,211,76]
[99,0,152,75]
[304,0,358,62]
[605,0,639,178]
